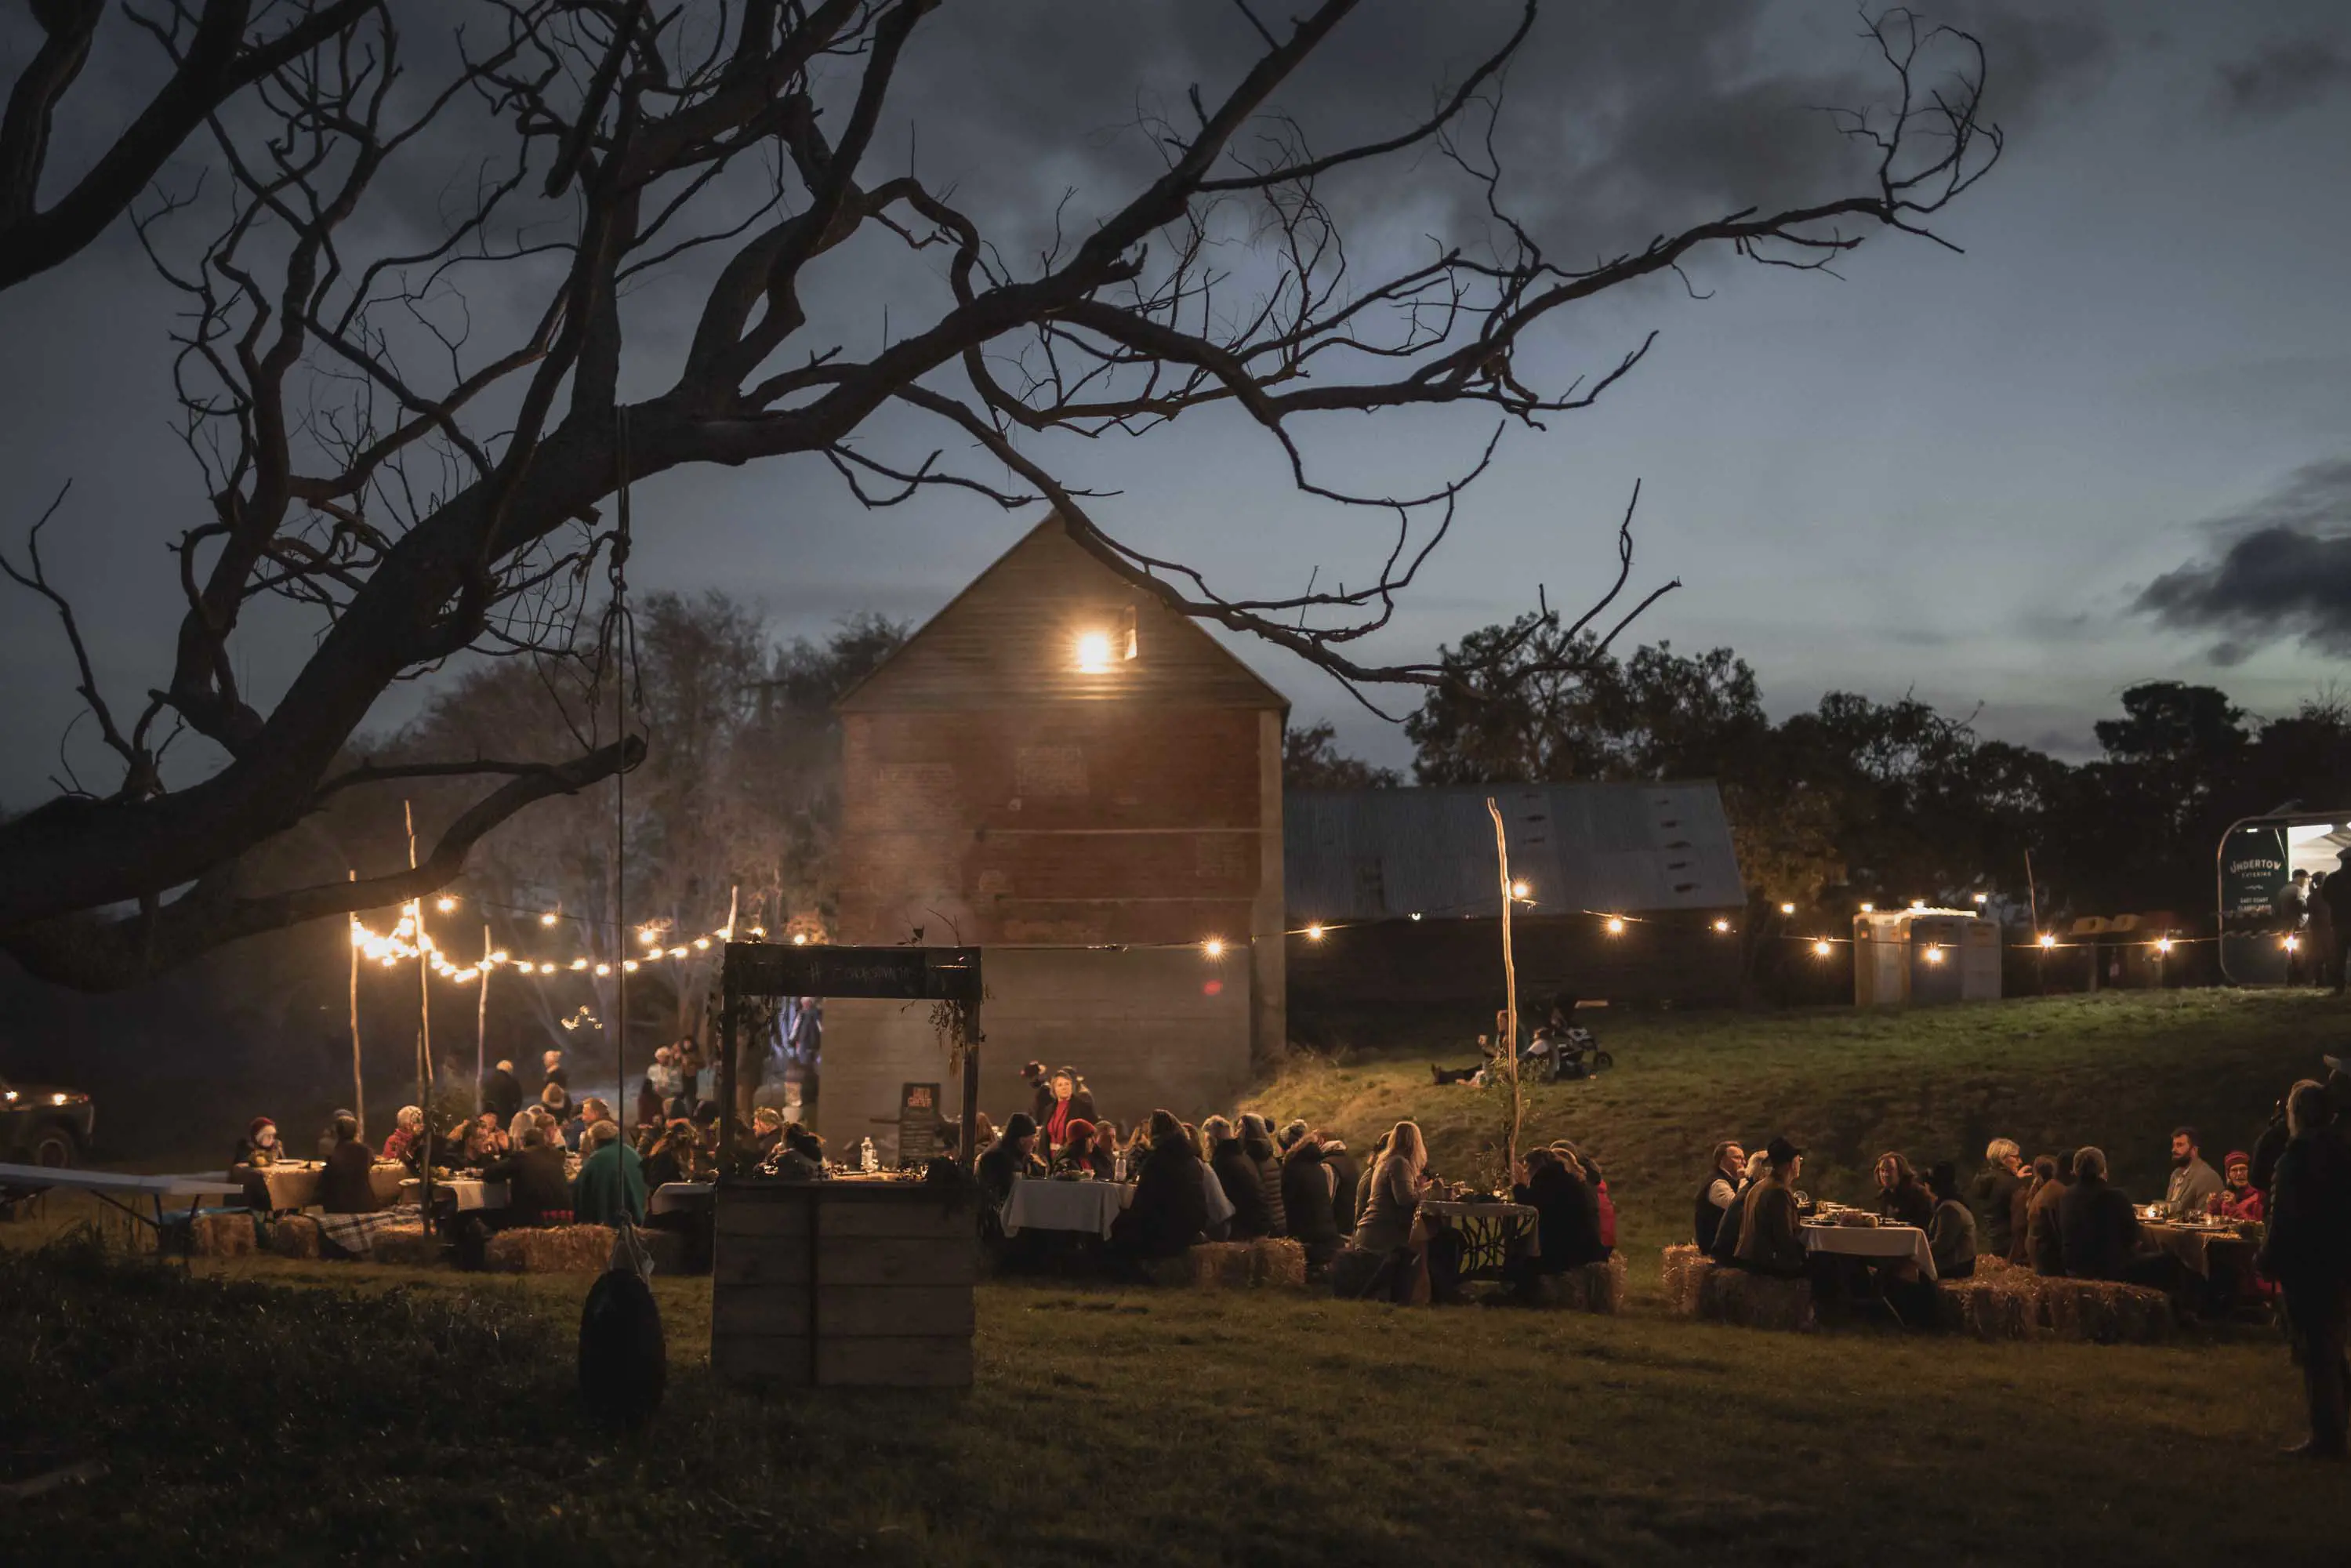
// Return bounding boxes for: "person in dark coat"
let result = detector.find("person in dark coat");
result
[1279,1132,1341,1265]
[1322,1137,1363,1234]
[640,1120,695,1189]
[1239,1115,1289,1238]
[2057,1146,2146,1281]
[2025,1154,2068,1275]
[976,1113,1045,1214]
[1693,1140,1745,1253]
[483,1126,572,1226]
[1971,1138,2024,1258]
[1206,1117,1270,1239]
[1873,1152,1935,1229]
[318,1113,381,1214]
[1036,1066,1097,1149]
[482,1058,524,1127]
[1114,1110,1211,1261]
[1516,1147,1606,1274]
[2327,853,2351,993]
[1708,1150,1766,1264]
[2260,1080,2351,1456]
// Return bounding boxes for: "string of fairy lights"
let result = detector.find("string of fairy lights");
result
[352,878,2278,987]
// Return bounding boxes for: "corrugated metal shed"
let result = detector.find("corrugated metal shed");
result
[1286,782,1744,920]
[838,513,1287,713]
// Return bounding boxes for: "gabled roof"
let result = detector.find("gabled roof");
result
[1286,781,1745,920]
[837,513,1289,713]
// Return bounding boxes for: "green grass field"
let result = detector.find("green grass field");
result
[4,992,2348,1566]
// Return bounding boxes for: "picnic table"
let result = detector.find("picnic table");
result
[1001,1176,1133,1240]
[1801,1217,1938,1281]
[252,1161,409,1210]
[1416,1197,1539,1281]
[0,1161,244,1234]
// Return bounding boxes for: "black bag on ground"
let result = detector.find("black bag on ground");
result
[579,1229,666,1430]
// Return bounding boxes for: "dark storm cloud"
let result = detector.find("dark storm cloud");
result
[2136,458,2351,659]
[2212,38,2351,122]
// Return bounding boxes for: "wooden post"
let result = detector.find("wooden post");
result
[405,800,434,1229]
[1486,797,1524,1178]
[717,961,738,1161]
[346,869,365,1140]
[959,1000,981,1167]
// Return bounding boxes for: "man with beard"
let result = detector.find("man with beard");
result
[2164,1126,2222,1220]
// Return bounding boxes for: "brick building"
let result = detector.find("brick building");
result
[818,514,1287,1153]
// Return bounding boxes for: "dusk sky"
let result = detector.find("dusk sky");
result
[5,0,2350,808]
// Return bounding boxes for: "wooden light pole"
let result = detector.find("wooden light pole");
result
[1486,797,1525,1177]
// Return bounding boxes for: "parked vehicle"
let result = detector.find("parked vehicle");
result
[1,1073,94,1169]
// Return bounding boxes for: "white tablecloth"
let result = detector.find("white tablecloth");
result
[401,1177,507,1211]
[258,1163,408,1210]
[1803,1220,1937,1281]
[648,1181,711,1216]
[1002,1178,1133,1239]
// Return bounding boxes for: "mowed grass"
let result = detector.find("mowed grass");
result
[1247,989,2348,1253]
[3,990,2348,1565]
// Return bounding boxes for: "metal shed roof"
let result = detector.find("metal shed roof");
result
[1286,782,1745,921]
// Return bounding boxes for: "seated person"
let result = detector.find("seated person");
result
[1926,1160,1978,1279]
[535,1082,571,1138]
[2163,1126,2222,1220]
[1707,1149,1769,1263]
[2025,1154,2068,1276]
[975,1113,1045,1213]
[1430,1037,1488,1087]
[1280,1130,1343,1268]
[1874,1152,1936,1229]
[2211,1149,2265,1222]
[230,1116,283,1209]
[1112,1109,1212,1261]
[319,1113,382,1214]
[379,1105,426,1171]
[572,1120,647,1227]
[1557,1142,1615,1252]
[1733,1138,1807,1278]
[2058,1145,2152,1282]
[1693,1141,1746,1253]
[750,1107,785,1160]
[482,1125,572,1227]
[1514,1146,1606,1274]
[760,1125,828,1181]
[1206,1116,1272,1238]
[460,1112,507,1167]
[641,1119,698,1189]
[1053,1119,1112,1178]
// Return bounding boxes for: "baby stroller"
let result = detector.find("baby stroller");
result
[1524,1025,1612,1083]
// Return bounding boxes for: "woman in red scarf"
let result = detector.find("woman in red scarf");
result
[1039,1066,1096,1149]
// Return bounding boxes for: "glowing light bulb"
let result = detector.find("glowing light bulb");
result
[1780,902,1795,916]
[540,912,558,927]
[489,950,509,964]
[571,958,589,970]
[1510,880,1530,899]
[622,960,639,973]
[1813,939,1832,957]
[1605,917,1625,936]
[1972,892,1990,905]
[436,896,456,913]
[1203,937,1226,959]
[1923,946,1945,964]
[1075,630,1114,672]
[639,928,661,947]
[694,937,710,950]
[1859,902,1874,913]
[669,946,688,959]
[594,963,611,976]
[349,924,368,947]
[1305,924,1325,942]
[2038,933,2056,949]
[791,932,808,946]
[1712,919,1731,934]
[2156,937,2174,955]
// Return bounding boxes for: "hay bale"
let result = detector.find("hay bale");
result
[1248,1237,1307,1289]
[1936,1274,2042,1341]
[1660,1246,1704,1316]
[368,1221,445,1268]
[187,1212,257,1258]
[485,1224,615,1274]
[1535,1254,1627,1314]
[1696,1265,1816,1332]
[270,1215,321,1261]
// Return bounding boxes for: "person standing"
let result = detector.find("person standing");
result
[2325,851,2351,996]
[2259,1080,2351,1458]
[482,1058,524,1127]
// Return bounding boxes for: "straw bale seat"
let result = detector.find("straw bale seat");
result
[1934,1258,2171,1342]
[187,1211,257,1258]
[1145,1240,1254,1289]
[1530,1254,1626,1314]
[485,1224,615,1274]
[367,1220,446,1268]
[1661,1246,1816,1331]
[269,1214,321,1260]
[1247,1237,1307,1288]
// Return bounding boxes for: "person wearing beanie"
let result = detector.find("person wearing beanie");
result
[1926,1160,1978,1279]
[231,1116,281,1171]
[977,1112,1045,1213]
[2213,1150,2265,1222]
[1322,1135,1362,1234]
[1206,1115,1270,1240]
[1279,1129,1341,1266]
[1054,1118,1112,1179]
[1111,1107,1212,1261]
[319,1112,383,1215]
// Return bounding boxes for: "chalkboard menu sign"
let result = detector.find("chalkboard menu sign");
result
[898,1082,941,1165]
[2222,825,2288,924]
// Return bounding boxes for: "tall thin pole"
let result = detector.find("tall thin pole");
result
[1486,798,1524,1177]
[476,922,491,1116]
[347,869,365,1140]
[612,406,631,1128]
[405,800,435,1228]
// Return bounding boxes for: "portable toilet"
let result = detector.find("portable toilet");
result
[1852,908,2001,1006]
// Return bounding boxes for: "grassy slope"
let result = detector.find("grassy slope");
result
[1246,990,2343,1252]
[6,992,2349,1565]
